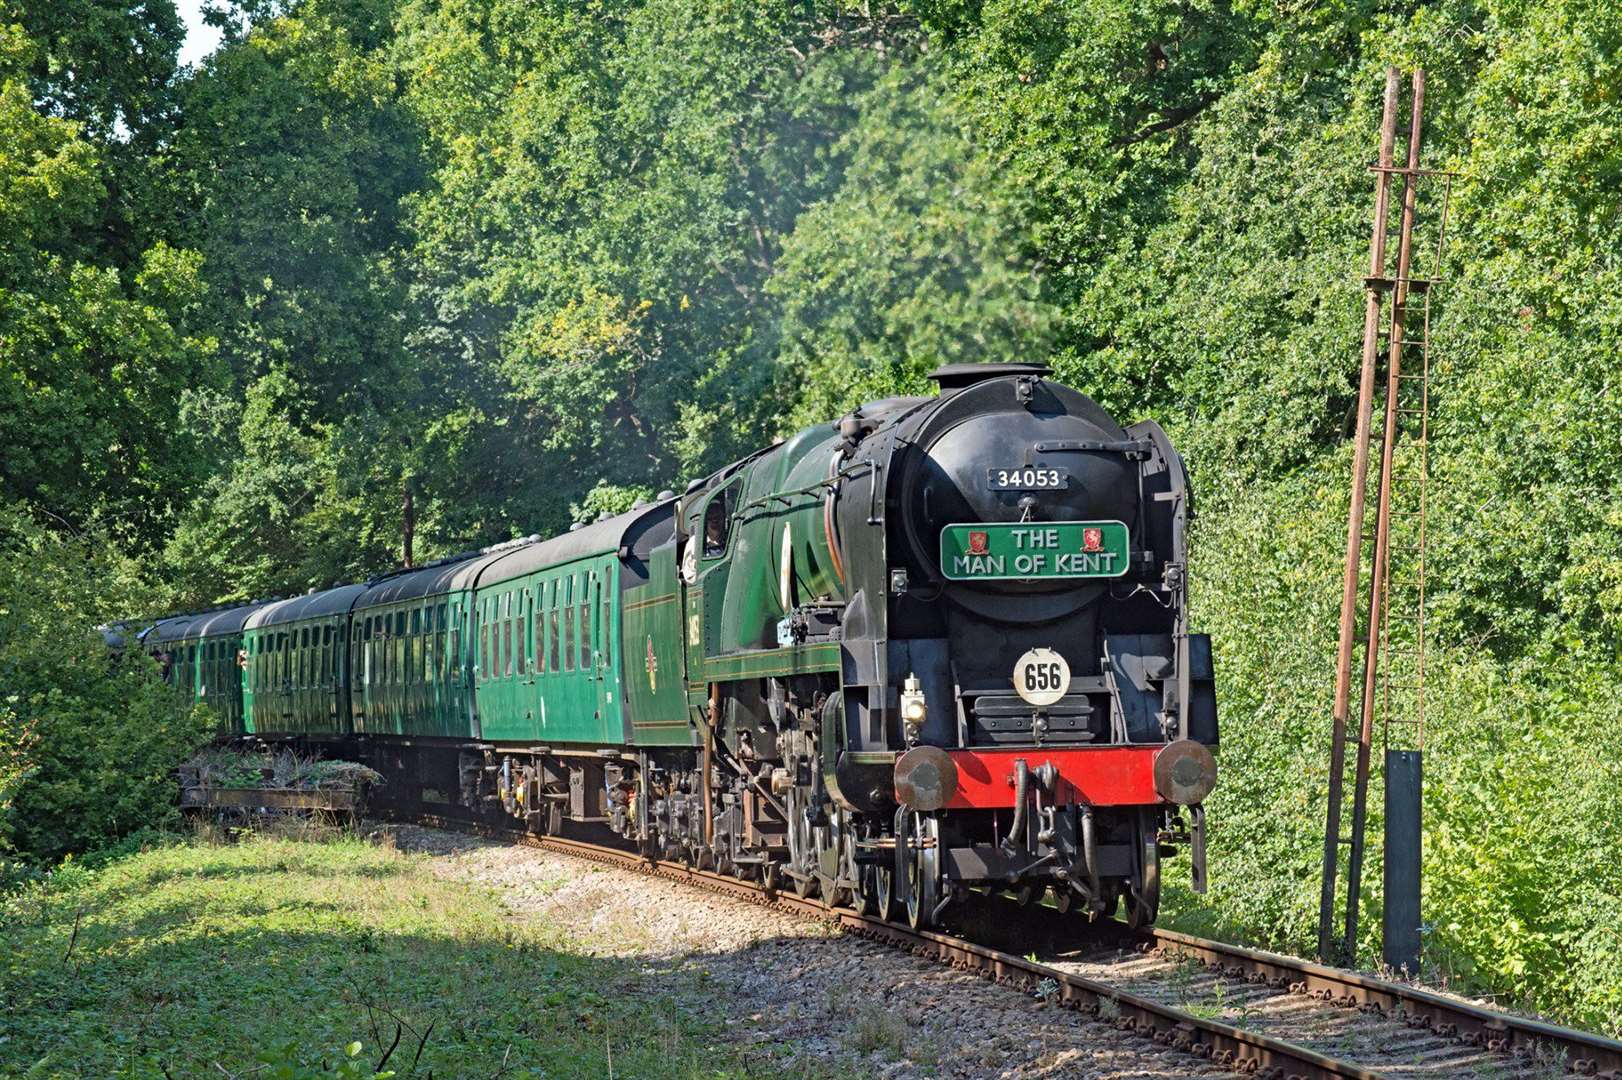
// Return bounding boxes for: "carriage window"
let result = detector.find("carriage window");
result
[449,618,459,683]
[498,594,509,677]
[547,581,560,672]
[517,592,529,675]
[563,578,575,672]
[536,585,547,674]
[702,486,736,557]
[435,604,446,675]
[579,573,592,670]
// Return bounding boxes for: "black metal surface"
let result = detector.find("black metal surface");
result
[246,584,370,629]
[1383,748,1422,975]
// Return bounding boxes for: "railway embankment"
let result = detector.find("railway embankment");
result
[0,826,735,1078]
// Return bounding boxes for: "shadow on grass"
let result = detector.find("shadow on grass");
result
[1,895,736,1070]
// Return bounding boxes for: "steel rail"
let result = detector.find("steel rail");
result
[411,817,1378,1079]
[1144,928,1622,1079]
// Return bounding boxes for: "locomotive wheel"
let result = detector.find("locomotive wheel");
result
[853,862,878,916]
[896,808,941,930]
[875,861,897,921]
[1125,812,1161,928]
[785,786,820,899]
[850,820,884,917]
[816,812,851,909]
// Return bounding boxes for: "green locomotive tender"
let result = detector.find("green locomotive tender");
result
[140,363,1216,929]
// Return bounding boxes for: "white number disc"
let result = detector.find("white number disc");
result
[1012,647,1071,707]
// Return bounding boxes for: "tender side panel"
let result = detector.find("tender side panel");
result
[622,542,689,746]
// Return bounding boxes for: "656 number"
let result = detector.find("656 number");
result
[1024,661,1064,693]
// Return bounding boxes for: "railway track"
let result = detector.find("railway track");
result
[412,815,1622,1080]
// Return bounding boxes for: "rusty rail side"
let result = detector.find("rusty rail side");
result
[1148,928,1622,1079]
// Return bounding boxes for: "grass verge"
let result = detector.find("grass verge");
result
[0,826,744,1079]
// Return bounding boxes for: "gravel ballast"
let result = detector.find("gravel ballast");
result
[381,824,1234,1079]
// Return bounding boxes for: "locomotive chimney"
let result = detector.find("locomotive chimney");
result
[928,362,1052,396]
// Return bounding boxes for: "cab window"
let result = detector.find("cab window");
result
[702,484,737,557]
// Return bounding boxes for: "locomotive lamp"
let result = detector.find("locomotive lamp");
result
[900,673,927,744]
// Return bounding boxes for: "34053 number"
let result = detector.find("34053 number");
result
[986,467,1068,490]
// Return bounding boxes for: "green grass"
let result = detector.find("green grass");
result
[0,828,745,1079]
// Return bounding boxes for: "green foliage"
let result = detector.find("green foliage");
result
[0,506,210,862]
[0,834,745,1077]
[0,14,221,548]
[769,64,1054,428]
[155,0,433,604]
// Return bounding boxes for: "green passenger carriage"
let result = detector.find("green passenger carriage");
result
[143,602,266,736]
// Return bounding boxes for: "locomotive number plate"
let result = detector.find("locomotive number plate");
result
[939,520,1130,581]
[987,466,1068,490]
[1013,647,1071,706]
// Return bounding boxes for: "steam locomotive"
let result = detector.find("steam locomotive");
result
[141,363,1217,929]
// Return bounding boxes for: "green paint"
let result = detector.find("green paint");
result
[351,596,471,739]
[700,643,841,681]
[622,547,691,747]
[939,520,1130,581]
[474,554,622,745]
[242,617,349,737]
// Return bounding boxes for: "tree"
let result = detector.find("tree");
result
[0,11,220,549]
